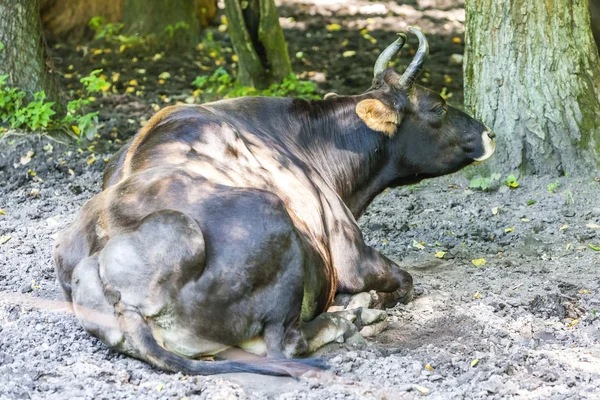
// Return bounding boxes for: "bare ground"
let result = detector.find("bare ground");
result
[2,1,600,399]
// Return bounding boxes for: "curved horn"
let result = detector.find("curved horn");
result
[373,33,407,78]
[396,27,429,89]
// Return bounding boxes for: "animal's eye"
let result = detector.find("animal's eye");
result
[432,104,446,116]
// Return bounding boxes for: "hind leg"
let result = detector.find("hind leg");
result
[70,255,126,349]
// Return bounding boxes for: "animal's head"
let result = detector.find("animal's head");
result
[353,28,495,182]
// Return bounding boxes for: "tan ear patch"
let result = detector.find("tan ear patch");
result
[324,92,338,99]
[355,99,400,136]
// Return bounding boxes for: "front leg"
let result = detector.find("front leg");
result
[321,197,413,308]
[332,228,413,309]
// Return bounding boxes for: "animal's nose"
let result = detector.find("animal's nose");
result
[486,131,496,139]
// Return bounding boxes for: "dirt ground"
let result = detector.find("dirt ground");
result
[2,0,600,399]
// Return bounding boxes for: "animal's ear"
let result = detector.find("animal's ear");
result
[324,92,338,99]
[355,99,401,136]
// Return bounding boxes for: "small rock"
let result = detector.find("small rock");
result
[359,320,388,337]
[19,282,33,293]
[346,292,372,310]
[563,210,576,217]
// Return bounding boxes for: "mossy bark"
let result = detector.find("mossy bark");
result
[0,0,57,98]
[123,0,200,48]
[464,0,600,176]
[224,0,292,88]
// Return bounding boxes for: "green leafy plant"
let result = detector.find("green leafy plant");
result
[164,22,190,39]
[547,180,559,193]
[505,174,519,188]
[193,69,318,100]
[0,41,5,51]
[469,173,501,191]
[80,69,111,94]
[88,16,124,42]
[11,92,56,130]
[0,71,102,141]
[527,199,536,206]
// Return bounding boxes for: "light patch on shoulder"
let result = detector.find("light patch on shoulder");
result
[355,99,399,136]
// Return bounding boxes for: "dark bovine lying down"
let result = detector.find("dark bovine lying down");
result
[53,28,495,376]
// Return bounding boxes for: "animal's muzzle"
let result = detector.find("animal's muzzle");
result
[473,130,496,162]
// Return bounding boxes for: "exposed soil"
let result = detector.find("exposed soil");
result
[3,0,600,399]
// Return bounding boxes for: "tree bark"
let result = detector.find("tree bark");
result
[123,0,200,48]
[224,0,292,88]
[0,0,56,98]
[40,0,217,44]
[464,0,600,176]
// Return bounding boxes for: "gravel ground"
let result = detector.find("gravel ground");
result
[2,136,600,399]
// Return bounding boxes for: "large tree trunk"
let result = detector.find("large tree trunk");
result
[40,0,217,44]
[123,0,200,48]
[0,0,56,98]
[224,0,292,88]
[464,0,600,176]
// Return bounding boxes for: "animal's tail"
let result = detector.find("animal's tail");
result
[122,309,327,377]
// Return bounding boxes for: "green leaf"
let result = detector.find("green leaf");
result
[588,244,600,251]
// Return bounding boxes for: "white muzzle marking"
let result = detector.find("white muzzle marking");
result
[473,130,496,162]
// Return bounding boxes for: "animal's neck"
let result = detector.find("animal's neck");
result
[290,97,394,218]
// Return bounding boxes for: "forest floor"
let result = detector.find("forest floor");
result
[2,0,600,399]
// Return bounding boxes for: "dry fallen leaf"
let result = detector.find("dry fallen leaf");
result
[29,188,40,197]
[472,291,482,299]
[491,207,499,215]
[471,358,479,367]
[0,235,11,244]
[0,209,5,215]
[412,240,425,250]
[425,363,435,371]
[567,319,579,327]
[505,227,515,233]
[20,150,34,165]
[471,258,486,267]
[434,251,446,259]
[560,224,569,231]
[413,384,430,395]
[326,23,341,32]
[587,222,600,229]
[579,289,592,295]
[343,50,356,58]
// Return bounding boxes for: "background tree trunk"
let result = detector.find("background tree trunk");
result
[464,0,600,176]
[0,0,57,98]
[40,0,122,43]
[123,0,200,48]
[590,0,600,53]
[40,0,217,44]
[224,0,292,88]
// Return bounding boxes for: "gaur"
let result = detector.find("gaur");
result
[53,28,495,376]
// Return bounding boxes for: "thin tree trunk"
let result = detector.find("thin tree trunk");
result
[123,0,200,48]
[464,0,600,176]
[224,0,292,88]
[0,0,56,98]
